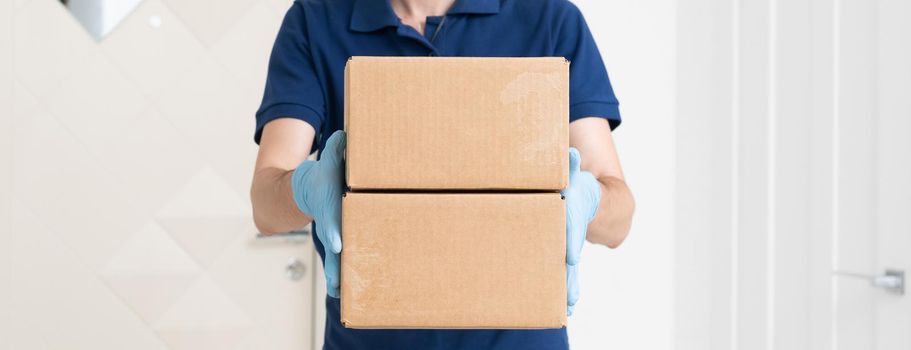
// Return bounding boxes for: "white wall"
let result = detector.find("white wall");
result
[1,0,13,346]
[569,1,677,349]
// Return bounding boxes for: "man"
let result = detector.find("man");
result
[251,0,635,348]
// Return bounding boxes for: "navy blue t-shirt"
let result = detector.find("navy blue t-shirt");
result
[255,0,621,349]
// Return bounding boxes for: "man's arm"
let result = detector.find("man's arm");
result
[569,117,635,248]
[251,118,316,234]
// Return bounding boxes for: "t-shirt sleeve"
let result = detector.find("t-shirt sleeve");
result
[254,2,326,145]
[554,2,621,130]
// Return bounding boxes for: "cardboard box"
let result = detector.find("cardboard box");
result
[344,56,569,191]
[341,192,566,329]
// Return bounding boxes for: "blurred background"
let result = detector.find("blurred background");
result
[1,0,908,349]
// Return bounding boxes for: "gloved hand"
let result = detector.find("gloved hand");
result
[290,130,346,298]
[561,147,602,316]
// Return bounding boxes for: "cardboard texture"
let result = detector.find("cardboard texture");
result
[341,192,567,329]
[344,56,569,191]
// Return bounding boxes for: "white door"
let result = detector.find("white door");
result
[8,0,316,349]
[831,0,911,347]
[675,0,911,349]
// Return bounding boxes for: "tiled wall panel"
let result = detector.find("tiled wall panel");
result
[10,1,314,349]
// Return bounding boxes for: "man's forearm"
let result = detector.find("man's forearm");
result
[586,175,634,248]
[251,167,313,235]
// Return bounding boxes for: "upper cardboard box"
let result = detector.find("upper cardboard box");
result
[344,56,569,191]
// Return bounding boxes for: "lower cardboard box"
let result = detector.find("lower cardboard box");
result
[340,192,566,329]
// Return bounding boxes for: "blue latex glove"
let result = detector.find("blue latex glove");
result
[561,147,602,316]
[290,130,346,298]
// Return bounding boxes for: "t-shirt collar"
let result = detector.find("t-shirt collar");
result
[350,0,500,32]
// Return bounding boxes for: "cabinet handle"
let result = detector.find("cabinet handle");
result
[285,258,307,281]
